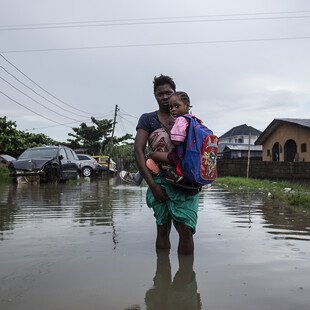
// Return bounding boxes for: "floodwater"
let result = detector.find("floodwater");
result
[1,178,310,310]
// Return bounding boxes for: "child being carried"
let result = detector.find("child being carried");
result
[120,91,218,189]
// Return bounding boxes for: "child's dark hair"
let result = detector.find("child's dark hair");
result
[153,74,176,93]
[171,91,192,107]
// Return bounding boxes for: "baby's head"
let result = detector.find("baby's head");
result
[169,91,192,117]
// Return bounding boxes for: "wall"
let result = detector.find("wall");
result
[262,123,310,162]
[220,135,259,145]
[217,159,310,180]
[223,150,262,160]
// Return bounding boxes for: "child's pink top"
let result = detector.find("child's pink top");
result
[170,115,189,142]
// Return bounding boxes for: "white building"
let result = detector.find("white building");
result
[219,124,262,159]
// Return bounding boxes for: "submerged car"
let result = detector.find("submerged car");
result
[92,155,117,174]
[77,154,105,177]
[10,146,81,183]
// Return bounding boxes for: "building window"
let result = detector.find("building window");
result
[238,138,243,143]
[301,143,307,153]
[267,149,270,156]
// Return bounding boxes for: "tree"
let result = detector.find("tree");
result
[110,143,136,171]
[0,117,24,156]
[67,117,133,154]
[0,116,58,157]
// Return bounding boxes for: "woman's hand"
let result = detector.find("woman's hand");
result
[151,183,169,203]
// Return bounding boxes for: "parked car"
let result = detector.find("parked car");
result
[92,155,117,174]
[0,154,16,167]
[77,154,105,177]
[10,145,81,183]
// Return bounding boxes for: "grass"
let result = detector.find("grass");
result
[0,167,11,182]
[214,177,310,208]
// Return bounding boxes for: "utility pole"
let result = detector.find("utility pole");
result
[111,104,118,141]
[107,104,119,174]
[246,133,251,179]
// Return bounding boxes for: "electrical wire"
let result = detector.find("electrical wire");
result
[1,10,310,31]
[117,113,137,127]
[0,66,93,118]
[1,15,310,31]
[24,118,93,131]
[23,113,117,131]
[0,75,81,121]
[0,53,107,116]
[2,35,310,54]
[0,91,73,128]
[116,115,130,135]
[119,109,139,119]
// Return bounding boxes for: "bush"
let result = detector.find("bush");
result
[214,177,310,208]
[0,166,11,182]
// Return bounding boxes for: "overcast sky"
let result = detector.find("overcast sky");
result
[1,0,310,143]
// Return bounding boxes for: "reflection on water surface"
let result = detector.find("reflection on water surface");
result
[1,181,310,310]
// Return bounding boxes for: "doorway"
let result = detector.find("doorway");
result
[284,139,297,162]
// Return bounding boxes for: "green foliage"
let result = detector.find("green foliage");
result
[67,116,133,155]
[110,143,134,159]
[0,116,59,157]
[215,177,310,208]
[110,144,136,171]
[0,167,10,182]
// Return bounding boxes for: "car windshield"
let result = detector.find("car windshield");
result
[19,148,58,160]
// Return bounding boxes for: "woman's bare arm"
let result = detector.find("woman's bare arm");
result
[134,129,168,202]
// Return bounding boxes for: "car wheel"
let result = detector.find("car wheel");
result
[82,166,93,177]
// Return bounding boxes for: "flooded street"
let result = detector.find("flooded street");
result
[1,179,310,310]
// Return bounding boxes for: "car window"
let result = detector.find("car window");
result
[71,151,79,161]
[19,148,58,159]
[65,149,79,161]
[100,158,108,164]
[65,148,75,160]
[59,148,68,159]
[78,155,88,160]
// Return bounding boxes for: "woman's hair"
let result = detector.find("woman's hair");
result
[171,91,192,107]
[153,74,176,93]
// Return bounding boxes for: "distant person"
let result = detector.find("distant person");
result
[122,75,200,254]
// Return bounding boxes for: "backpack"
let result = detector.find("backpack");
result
[176,115,218,186]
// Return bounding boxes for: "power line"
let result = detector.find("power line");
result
[118,113,138,127]
[0,91,73,128]
[0,66,91,118]
[119,109,139,119]
[24,118,93,131]
[0,53,105,116]
[0,75,80,121]
[1,10,310,31]
[23,113,118,131]
[117,115,128,135]
[1,15,310,31]
[2,35,310,54]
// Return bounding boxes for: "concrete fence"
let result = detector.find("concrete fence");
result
[217,159,310,180]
